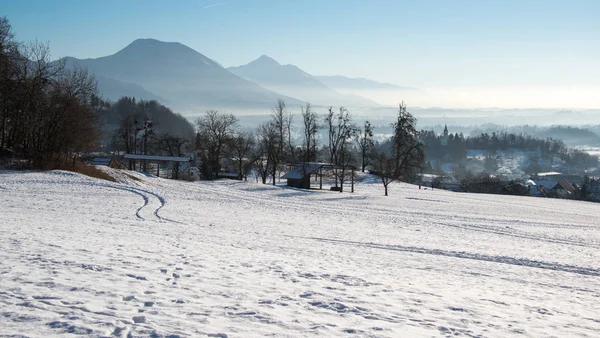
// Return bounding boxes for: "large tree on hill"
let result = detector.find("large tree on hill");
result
[373,102,424,196]
[230,131,257,180]
[300,103,319,176]
[267,99,291,185]
[256,120,278,184]
[324,106,356,191]
[356,120,374,172]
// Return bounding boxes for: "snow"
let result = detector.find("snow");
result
[1,169,600,337]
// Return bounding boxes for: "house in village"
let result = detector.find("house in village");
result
[551,180,576,198]
[527,178,557,197]
[533,172,584,185]
[416,173,460,191]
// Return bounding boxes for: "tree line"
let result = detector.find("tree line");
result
[0,17,197,172]
[0,17,98,168]
[92,96,195,172]
[421,129,597,173]
[194,100,425,196]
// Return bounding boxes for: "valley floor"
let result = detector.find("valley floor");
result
[1,170,599,337]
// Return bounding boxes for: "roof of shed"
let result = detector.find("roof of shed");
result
[282,163,326,179]
[124,154,190,162]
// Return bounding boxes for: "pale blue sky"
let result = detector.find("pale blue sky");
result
[3,0,599,107]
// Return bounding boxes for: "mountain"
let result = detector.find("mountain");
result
[62,39,303,111]
[315,75,417,91]
[227,55,378,107]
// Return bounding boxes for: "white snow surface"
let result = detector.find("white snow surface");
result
[1,169,600,337]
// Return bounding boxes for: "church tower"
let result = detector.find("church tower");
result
[441,124,449,146]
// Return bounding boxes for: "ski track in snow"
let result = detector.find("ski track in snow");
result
[294,236,600,277]
[1,169,600,337]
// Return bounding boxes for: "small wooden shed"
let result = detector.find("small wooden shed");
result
[282,163,356,192]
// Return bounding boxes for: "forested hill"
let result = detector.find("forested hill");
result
[92,96,195,152]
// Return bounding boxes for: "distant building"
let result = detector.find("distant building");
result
[283,163,323,189]
[533,173,584,185]
[441,124,449,147]
[552,180,576,198]
[528,179,557,197]
[186,167,200,181]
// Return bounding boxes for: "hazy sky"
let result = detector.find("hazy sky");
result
[3,0,599,108]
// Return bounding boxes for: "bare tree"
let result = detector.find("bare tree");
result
[355,120,374,172]
[268,99,288,185]
[158,134,189,157]
[231,131,257,180]
[0,16,18,151]
[301,103,318,163]
[157,133,190,178]
[195,110,238,179]
[286,109,295,164]
[256,121,278,184]
[324,106,356,190]
[372,150,396,196]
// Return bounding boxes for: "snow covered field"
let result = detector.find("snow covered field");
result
[1,169,600,337]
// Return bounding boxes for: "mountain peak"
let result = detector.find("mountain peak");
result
[108,38,223,69]
[251,55,280,66]
[120,38,191,54]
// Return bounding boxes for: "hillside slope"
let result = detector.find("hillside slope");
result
[95,76,165,102]
[1,170,599,337]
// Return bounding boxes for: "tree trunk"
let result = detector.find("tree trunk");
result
[271,162,277,185]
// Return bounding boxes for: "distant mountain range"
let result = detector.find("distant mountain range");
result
[227,55,378,107]
[314,75,418,91]
[62,39,302,110]
[60,38,413,111]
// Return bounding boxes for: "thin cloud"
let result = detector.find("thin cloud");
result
[201,2,229,9]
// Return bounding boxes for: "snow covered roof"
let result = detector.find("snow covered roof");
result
[282,163,326,179]
[124,154,190,162]
[537,172,562,177]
